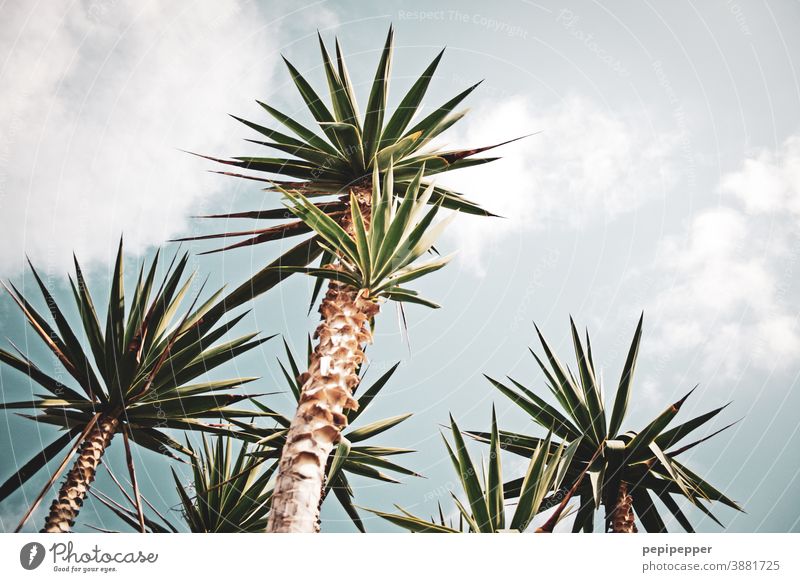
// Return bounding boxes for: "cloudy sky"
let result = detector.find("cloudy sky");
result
[1,0,799,533]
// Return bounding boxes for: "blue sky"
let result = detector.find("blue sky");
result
[1,0,799,532]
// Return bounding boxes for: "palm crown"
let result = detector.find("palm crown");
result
[475,316,741,532]
[179,26,515,309]
[0,241,270,530]
[94,435,276,533]
[273,163,453,308]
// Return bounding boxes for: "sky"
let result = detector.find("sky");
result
[1,0,799,533]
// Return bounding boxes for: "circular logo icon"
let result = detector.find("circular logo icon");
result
[20,542,45,570]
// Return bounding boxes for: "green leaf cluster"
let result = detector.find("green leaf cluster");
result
[273,163,453,307]
[0,241,272,505]
[477,315,741,532]
[368,411,580,533]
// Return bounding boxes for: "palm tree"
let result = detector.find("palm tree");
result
[255,163,454,531]
[179,26,514,313]
[473,315,742,532]
[0,242,271,532]
[175,27,516,532]
[368,412,582,532]
[93,435,276,533]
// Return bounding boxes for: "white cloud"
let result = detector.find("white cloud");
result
[0,0,279,276]
[645,136,800,377]
[438,95,682,275]
[720,136,800,217]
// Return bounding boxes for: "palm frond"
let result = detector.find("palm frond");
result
[271,163,454,307]
[92,436,276,532]
[368,413,579,533]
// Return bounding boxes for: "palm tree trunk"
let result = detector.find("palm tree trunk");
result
[609,480,637,533]
[267,186,375,533]
[41,415,119,533]
[267,279,379,532]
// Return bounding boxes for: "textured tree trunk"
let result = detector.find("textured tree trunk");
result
[608,480,637,533]
[267,280,379,532]
[41,415,119,533]
[267,185,375,533]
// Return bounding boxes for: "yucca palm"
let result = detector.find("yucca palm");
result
[0,242,270,532]
[475,315,742,533]
[369,412,581,533]
[93,436,276,533]
[233,340,417,531]
[258,164,453,531]
[176,27,514,532]
[179,26,513,312]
